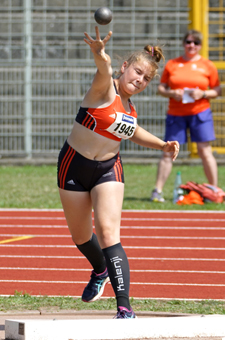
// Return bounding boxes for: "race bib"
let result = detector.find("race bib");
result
[106,112,137,140]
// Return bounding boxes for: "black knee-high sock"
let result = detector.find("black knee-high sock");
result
[102,243,131,310]
[76,233,106,274]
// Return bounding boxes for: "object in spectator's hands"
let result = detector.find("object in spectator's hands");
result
[94,7,113,25]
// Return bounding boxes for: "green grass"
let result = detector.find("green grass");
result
[0,292,225,315]
[0,163,225,314]
[123,163,225,210]
[0,165,60,209]
[0,163,225,210]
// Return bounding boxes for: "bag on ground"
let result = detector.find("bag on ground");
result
[179,181,225,203]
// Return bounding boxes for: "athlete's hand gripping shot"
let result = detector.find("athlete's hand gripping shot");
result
[57,26,179,319]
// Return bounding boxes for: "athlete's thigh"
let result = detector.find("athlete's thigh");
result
[91,181,124,248]
[58,188,93,244]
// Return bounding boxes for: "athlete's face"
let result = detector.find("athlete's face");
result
[183,35,202,58]
[120,60,153,95]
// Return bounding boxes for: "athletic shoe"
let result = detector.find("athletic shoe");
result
[82,269,110,302]
[150,189,165,202]
[114,306,136,319]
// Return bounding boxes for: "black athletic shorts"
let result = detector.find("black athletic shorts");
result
[57,140,124,191]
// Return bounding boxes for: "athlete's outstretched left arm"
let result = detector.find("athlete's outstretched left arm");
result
[131,125,179,161]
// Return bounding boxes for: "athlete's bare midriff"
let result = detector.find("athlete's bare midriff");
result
[67,121,120,161]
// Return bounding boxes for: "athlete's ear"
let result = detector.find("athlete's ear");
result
[121,61,128,74]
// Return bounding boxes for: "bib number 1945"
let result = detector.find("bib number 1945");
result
[106,112,137,140]
[114,122,135,137]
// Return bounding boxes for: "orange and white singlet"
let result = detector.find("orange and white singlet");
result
[75,87,138,142]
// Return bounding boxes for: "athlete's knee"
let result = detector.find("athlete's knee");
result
[97,228,120,248]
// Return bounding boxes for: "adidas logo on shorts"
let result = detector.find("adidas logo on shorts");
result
[67,179,75,185]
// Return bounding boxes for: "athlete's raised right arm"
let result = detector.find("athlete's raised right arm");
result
[82,26,114,105]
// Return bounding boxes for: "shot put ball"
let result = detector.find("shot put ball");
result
[94,7,113,25]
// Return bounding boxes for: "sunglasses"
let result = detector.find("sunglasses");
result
[185,40,201,46]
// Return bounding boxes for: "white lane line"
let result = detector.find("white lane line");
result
[131,282,225,286]
[0,224,68,228]
[128,257,225,261]
[1,254,225,261]
[122,217,225,222]
[0,234,70,238]
[121,236,225,240]
[121,226,225,230]
[0,216,66,220]
[1,244,225,250]
[0,255,86,259]
[1,224,225,230]
[0,216,225,222]
[1,267,225,274]
[1,233,225,240]
[0,279,224,287]
[0,208,224,213]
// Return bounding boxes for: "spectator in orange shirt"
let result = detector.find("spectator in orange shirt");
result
[151,29,221,202]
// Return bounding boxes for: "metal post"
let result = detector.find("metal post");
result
[24,0,32,158]
[188,0,209,158]
[188,0,208,58]
[201,0,209,59]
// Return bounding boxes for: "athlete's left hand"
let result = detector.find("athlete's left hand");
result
[83,26,112,62]
[162,141,180,161]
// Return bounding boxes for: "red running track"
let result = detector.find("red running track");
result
[0,209,225,300]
